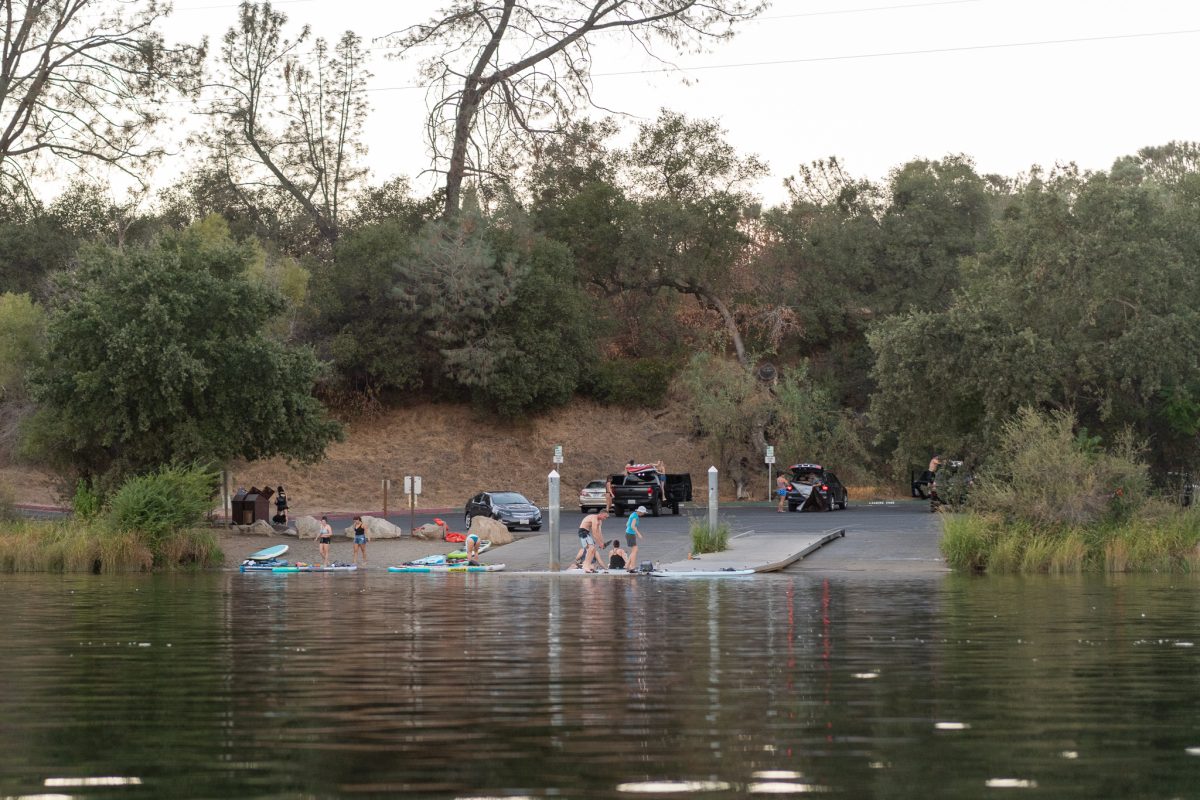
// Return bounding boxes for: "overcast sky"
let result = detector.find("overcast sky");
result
[151,0,1200,205]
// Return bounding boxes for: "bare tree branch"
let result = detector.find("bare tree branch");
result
[383,0,765,217]
[0,0,204,195]
[199,1,370,249]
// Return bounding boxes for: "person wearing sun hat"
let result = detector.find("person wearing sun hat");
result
[625,505,646,572]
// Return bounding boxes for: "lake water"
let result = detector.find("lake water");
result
[1,571,1198,798]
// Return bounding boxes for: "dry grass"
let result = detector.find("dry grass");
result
[0,466,60,507]
[847,484,904,501]
[0,521,154,573]
[235,400,713,515]
[3,400,902,515]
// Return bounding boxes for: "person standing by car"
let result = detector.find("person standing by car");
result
[352,516,369,567]
[605,476,615,513]
[654,460,668,501]
[776,474,790,512]
[624,505,645,572]
[572,511,608,572]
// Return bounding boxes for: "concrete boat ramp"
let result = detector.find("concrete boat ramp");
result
[651,528,845,574]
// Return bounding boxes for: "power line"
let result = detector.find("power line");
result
[360,26,1200,93]
[170,24,1200,108]
[759,0,982,22]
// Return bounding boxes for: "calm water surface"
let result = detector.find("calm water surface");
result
[1,571,1198,798]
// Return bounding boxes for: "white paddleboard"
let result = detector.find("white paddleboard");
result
[650,569,755,578]
[247,544,289,561]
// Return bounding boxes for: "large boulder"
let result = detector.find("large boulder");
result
[365,515,404,540]
[342,516,404,540]
[232,519,276,536]
[295,516,321,540]
[469,515,512,546]
[412,522,441,541]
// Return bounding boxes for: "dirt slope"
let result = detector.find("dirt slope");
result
[2,400,712,513]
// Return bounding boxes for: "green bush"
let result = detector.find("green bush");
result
[71,478,103,522]
[108,464,218,543]
[584,358,676,407]
[690,519,730,554]
[971,408,1149,527]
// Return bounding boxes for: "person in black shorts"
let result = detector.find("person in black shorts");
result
[571,511,608,572]
[317,515,333,566]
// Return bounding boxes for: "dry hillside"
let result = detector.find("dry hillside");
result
[1,400,717,514]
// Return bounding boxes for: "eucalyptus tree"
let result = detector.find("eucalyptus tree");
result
[387,0,765,218]
[0,0,203,198]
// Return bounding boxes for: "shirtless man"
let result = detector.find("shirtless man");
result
[571,511,608,572]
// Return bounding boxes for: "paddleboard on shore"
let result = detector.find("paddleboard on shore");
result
[387,563,505,574]
[240,559,289,571]
[560,567,642,576]
[272,563,358,573]
[414,541,493,566]
[248,544,289,561]
[650,568,755,578]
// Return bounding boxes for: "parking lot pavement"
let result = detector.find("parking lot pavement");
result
[480,500,948,575]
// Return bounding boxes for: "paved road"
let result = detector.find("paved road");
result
[447,500,947,575]
[17,498,947,576]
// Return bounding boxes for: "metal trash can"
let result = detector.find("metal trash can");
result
[231,488,250,525]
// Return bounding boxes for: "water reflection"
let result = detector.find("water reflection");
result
[0,572,1197,798]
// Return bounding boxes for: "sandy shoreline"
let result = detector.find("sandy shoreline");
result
[218,531,479,569]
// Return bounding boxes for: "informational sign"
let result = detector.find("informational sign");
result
[765,445,775,464]
[553,445,564,464]
[404,476,422,495]
[765,456,776,464]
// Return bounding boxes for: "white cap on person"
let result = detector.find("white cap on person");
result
[636,506,648,514]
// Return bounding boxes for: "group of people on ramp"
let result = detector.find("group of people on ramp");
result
[571,506,645,573]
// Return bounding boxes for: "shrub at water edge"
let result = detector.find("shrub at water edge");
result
[941,408,1200,573]
[108,464,217,543]
[690,519,730,554]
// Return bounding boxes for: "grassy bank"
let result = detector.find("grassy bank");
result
[942,506,1200,574]
[0,518,223,573]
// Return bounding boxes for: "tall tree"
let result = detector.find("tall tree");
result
[388,0,764,218]
[26,220,342,482]
[619,110,765,367]
[0,0,203,197]
[204,1,369,249]
[869,158,1200,472]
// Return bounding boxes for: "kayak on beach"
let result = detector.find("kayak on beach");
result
[387,563,505,573]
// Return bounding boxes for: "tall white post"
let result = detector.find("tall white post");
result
[708,466,719,530]
[548,470,561,571]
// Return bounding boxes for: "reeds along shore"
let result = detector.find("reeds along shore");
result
[0,519,223,573]
[941,506,1200,574]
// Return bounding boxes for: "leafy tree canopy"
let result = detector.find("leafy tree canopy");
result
[26,220,342,483]
[870,162,1200,472]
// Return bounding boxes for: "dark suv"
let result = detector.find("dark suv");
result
[464,491,542,531]
[785,463,848,512]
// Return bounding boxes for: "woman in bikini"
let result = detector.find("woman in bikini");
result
[317,515,333,565]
